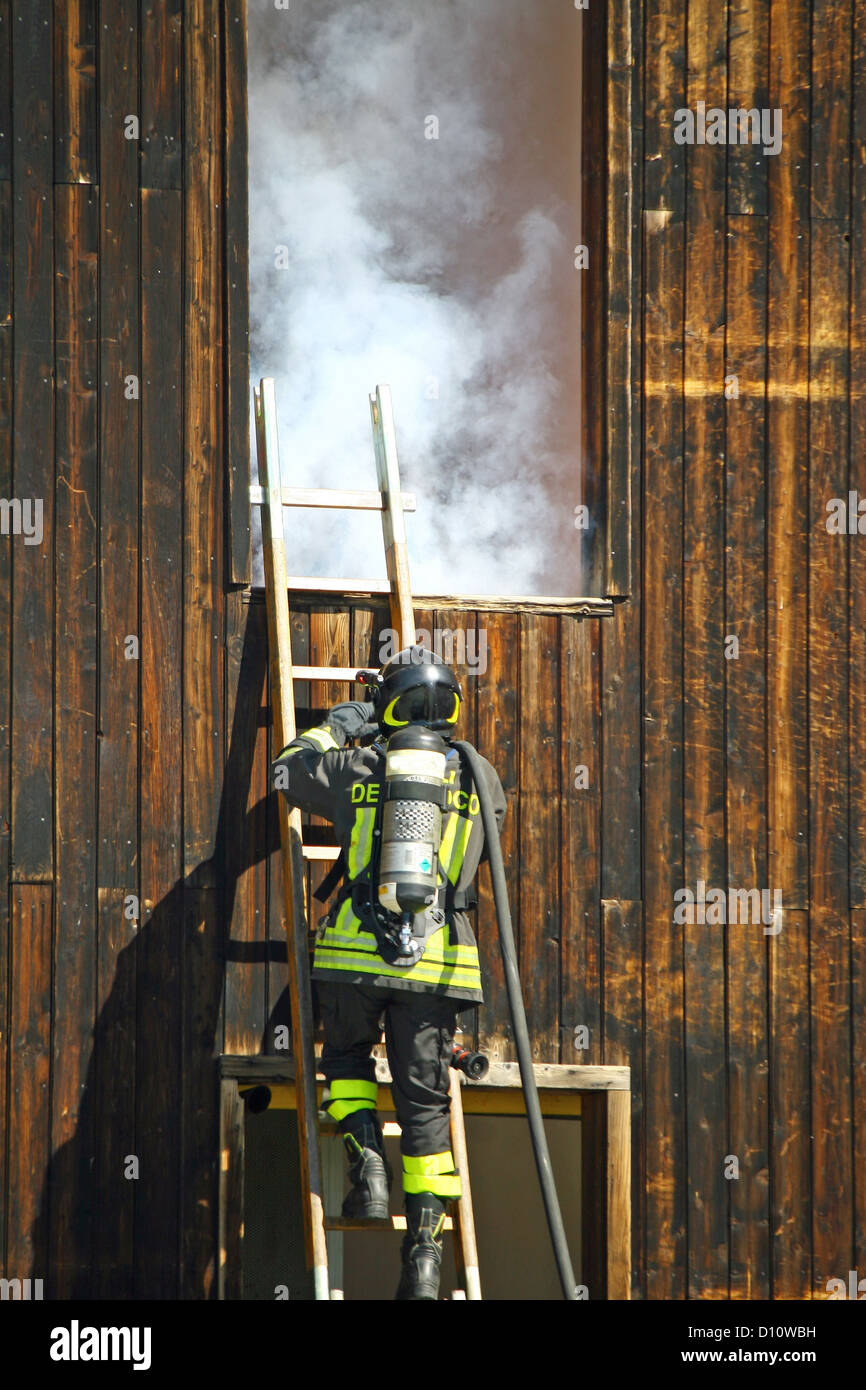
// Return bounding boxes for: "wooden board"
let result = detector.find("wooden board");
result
[181,0,225,1299]
[135,187,184,1296]
[141,0,182,189]
[726,0,769,216]
[54,0,97,183]
[682,0,728,1300]
[642,0,687,1295]
[51,183,99,1297]
[808,219,852,1292]
[517,613,561,1061]
[725,213,770,1299]
[11,0,54,882]
[224,0,251,583]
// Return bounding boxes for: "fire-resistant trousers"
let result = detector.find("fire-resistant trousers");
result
[316,980,460,1157]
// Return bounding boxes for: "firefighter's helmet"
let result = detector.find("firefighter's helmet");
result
[369,646,462,733]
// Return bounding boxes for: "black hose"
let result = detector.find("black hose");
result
[452,740,580,1301]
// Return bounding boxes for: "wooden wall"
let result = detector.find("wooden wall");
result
[0,0,864,1303]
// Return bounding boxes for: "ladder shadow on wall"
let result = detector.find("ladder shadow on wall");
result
[30,599,293,1298]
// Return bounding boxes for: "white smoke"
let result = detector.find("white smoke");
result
[248,0,583,595]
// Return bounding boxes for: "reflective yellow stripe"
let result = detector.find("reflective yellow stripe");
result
[326,1078,378,1121]
[438,813,458,874]
[445,817,472,885]
[330,1080,378,1102]
[313,950,481,990]
[347,808,376,877]
[305,725,339,752]
[401,1155,462,1199]
[403,1171,462,1197]
[402,1151,456,1177]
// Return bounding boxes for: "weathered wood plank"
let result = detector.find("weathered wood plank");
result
[601,899,643,1299]
[7,886,52,1283]
[51,183,98,1297]
[517,613,560,1060]
[604,0,635,596]
[181,0,226,1299]
[808,219,852,1292]
[560,617,601,1065]
[474,613,519,1062]
[54,0,97,183]
[141,0,182,189]
[811,0,852,222]
[0,0,10,181]
[643,0,686,1294]
[11,0,54,881]
[221,1053,629,1090]
[642,195,686,1300]
[850,0,866,908]
[0,324,10,1270]
[224,0,250,583]
[767,0,811,1301]
[223,593,268,1058]
[769,911,811,1298]
[0,179,10,325]
[218,1079,245,1299]
[682,0,728,1300]
[725,212,770,1300]
[853,909,866,1278]
[726,0,769,216]
[134,187,184,1296]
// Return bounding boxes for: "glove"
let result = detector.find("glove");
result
[326,701,377,741]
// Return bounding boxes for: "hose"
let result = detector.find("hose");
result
[452,739,580,1301]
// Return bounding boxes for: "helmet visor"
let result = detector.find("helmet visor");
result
[383,685,460,728]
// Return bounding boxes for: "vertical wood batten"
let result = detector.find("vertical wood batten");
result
[181,0,226,1299]
[136,186,184,1296]
[726,0,770,216]
[11,1,54,883]
[52,182,99,1296]
[849,0,866,907]
[0,320,10,1274]
[767,0,811,1299]
[141,1,183,190]
[682,0,728,1301]
[641,0,688,1303]
[7,887,53,1284]
[474,611,519,1061]
[517,613,560,1061]
[54,0,97,184]
[808,218,853,1290]
[560,617,601,1066]
[224,0,251,585]
[0,0,10,181]
[724,212,771,1299]
[94,0,140,1299]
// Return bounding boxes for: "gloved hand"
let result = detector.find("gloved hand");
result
[326,701,377,741]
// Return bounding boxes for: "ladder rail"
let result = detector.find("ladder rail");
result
[255,379,330,1300]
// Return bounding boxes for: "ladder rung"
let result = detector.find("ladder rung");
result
[287,576,394,595]
[291,666,369,682]
[301,845,341,861]
[325,1216,454,1232]
[249,485,416,512]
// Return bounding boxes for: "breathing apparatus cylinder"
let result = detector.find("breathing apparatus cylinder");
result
[377,726,448,961]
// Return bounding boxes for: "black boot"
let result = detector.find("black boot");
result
[395,1192,446,1300]
[339,1112,392,1220]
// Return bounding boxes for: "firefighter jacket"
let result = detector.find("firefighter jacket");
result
[273,720,507,1004]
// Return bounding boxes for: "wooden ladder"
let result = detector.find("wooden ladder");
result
[252,378,482,1301]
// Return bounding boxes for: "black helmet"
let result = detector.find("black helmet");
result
[370,646,462,732]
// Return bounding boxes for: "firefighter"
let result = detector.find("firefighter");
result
[273,645,507,1300]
